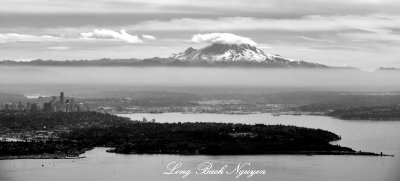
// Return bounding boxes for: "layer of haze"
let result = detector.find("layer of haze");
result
[1,66,400,92]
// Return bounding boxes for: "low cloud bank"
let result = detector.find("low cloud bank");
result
[1,66,400,92]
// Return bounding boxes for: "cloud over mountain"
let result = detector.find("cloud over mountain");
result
[190,33,257,45]
[80,29,143,44]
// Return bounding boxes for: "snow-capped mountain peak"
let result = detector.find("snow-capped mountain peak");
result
[167,43,328,68]
[171,47,197,60]
[170,43,290,64]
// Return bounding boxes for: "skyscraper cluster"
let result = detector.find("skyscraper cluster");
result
[3,92,90,112]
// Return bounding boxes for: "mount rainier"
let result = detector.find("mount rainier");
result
[168,43,328,68]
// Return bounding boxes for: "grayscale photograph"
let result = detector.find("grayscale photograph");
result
[0,0,400,181]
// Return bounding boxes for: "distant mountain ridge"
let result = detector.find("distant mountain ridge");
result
[377,67,400,71]
[0,43,346,68]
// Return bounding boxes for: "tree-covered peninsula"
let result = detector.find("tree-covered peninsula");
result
[0,111,385,158]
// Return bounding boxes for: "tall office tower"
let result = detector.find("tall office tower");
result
[60,92,65,103]
[59,92,66,112]
[37,97,44,111]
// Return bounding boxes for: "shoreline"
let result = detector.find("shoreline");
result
[1,147,394,160]
[117,112,400,121]
[105,148,393,157]
[1,151,392,160]
[115,112,321,120]
[0,154,85,160]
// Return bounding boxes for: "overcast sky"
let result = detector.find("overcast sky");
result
[1,0,400,70]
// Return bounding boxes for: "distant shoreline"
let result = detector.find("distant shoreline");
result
[1,148,393,160]
[0,154,85,160]
[105,148,393,157]
[117,112,400,121]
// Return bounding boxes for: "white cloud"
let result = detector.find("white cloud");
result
[339,32,400,42]
[80,29,142,44]
[190,33,257,45]
[0,30,157,45]
[0,33,62,43]
[300,36,335,43]
[47,46,70,50]
[130,15,400,33]
[142,34,157,40]
[127,15,400,45]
